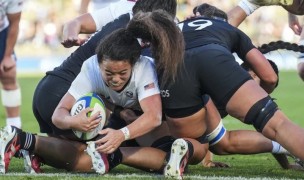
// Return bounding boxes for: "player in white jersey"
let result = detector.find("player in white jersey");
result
[79,0,120,14]
[52,30,162,153]
[62,0,136,48]
[69,56,158,111]
[0,8,188,176]
[0,0,24,128]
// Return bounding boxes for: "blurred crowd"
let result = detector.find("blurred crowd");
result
[16,0,302,57]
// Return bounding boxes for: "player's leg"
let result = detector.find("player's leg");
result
[32,75,72,136]
[226,79,304,161]
[166,108,209,164]
[0,67,21,128]
[0,28,21,128]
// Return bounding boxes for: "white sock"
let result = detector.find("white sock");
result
[272,141,289,155]
[6,117,22,128]
[238,0,260,15]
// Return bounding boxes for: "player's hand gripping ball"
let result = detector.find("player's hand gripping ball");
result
[70,93,107,140]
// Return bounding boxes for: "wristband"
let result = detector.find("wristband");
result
[120,127,130,140]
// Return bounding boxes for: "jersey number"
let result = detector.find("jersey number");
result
[178,19,212,31]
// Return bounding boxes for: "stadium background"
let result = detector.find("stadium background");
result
[15,0,303,74]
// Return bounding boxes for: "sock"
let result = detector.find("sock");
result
[6,117,21,128]
[108,148,123,170]
[19,132,36,152]
[238,0,260,15]
[272,141,289,154]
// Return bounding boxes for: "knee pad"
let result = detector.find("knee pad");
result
[244,96,278,132]
[151,136,176,152]
[1,88,21,107]
[206,120,226,146]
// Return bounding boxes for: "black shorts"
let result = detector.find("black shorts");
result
[188,44,251,107]
[32,75,73,135]
[162,44,251,118]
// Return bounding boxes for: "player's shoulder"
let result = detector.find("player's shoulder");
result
[137,56,154,66]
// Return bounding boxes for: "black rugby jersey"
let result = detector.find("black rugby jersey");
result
[162,17,255,117]
[179,17,254,60]
[46,13,132,82]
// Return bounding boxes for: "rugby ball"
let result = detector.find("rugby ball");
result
[70,93,107,140]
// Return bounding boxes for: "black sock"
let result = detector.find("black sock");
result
[108,148,123,170]
[19,132,36,152]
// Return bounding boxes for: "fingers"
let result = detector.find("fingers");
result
[95,129,123,154]
[61,37,85,48]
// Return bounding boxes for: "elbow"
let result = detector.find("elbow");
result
[267,75,278,88]
[261,75,278,93]
[152,113,162,128]
[51,114,59,127]
[51,113,63,129]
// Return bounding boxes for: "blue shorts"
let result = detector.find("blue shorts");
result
[0,27,16,62]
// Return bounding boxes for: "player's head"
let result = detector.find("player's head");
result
[96,28,141,91]
[127,10,184,87]
[241,59,279,88]
[132,0,177,18]
[193,3,228,21]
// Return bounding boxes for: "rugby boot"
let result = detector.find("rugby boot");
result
[164,138,189,180]
[0,125,21,173]
[85,141,109,175]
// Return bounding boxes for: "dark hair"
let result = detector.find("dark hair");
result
[96,28,141,66]
[257,40,304,54]
[193,3,228,21]
[241,59,279,88]
[132,0,177,18]
[127,10,184,87]
[254,40,304,88]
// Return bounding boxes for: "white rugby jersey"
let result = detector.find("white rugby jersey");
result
[90,0,136,31]
[68,55,159,110]
[89,0,120,11]
[0,0,24,31]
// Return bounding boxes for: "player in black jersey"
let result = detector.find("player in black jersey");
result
[160,3,304,167]
[192,3,300,168]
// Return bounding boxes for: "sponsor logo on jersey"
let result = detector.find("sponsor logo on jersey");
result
[160,90,170,97]
[125,91,133,98]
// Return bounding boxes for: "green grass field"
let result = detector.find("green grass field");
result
[0,71,304,179]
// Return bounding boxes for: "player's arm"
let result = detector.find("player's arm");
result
[96,94,162,154]
[61,13,96,48]
[52,61,100,131]
[52,92,100,132]
[125,94,162,139]
[245,48,278,94]
[79,0,90,14]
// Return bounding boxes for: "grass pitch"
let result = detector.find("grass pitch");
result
[0,71,303,179]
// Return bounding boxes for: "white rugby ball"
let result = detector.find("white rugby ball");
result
[70,92,107,140]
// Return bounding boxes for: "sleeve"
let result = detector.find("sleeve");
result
[7,0,24,14]
[233,29,255,61]
[68,58,94,100]
[90,0,134,31]
[135,57,160,101]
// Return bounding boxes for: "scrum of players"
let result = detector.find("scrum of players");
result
[1,0,304,179]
